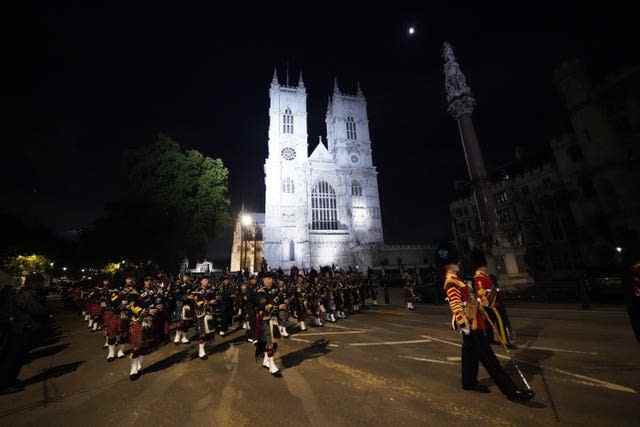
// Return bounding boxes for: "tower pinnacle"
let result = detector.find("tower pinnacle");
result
[271,67,279,86]
[356,81,364,97]
[443,42,475,119]
[333,77,341,95]
[298,70,305,89]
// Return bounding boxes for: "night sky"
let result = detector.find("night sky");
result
[4,3,636,258]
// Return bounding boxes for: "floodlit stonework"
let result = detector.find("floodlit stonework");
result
[263,71,384,270]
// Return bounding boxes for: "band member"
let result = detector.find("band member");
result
[192,276,216,359]
[442,252,533,402]
[127,295,145,380]
[173,275,193,344]
[471,256,515,348]
[104,290,126,361]
[404,274,417,311]
[255,274,280,375]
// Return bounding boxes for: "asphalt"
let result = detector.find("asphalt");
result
[1,297,638,427]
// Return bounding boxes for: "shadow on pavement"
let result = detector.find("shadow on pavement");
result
[281,339,331,369]
[22,361,84,387]
[143,349,191,375]
[26,343,70,363]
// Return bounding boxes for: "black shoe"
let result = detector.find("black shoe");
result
[107,356,115,362]
[463,384,490,393]
[129,373,141,381]
[508,389,534,402]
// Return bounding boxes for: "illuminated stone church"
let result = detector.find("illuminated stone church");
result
[261,69,384,270]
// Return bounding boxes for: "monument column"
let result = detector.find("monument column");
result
[443,42,532,287]
[443,42,497,245]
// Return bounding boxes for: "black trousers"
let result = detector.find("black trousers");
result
[0,331,27,388]
[462,330,517,396]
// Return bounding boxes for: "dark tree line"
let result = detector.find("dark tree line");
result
[77,134,230,273]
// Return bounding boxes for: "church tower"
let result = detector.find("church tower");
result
[263,69,311,269]
[325,79,384,251]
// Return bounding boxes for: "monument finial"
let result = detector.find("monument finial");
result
[271,67,279,86]
[333,76,341,95]
[443,42,475,118]
[298,70,305,89]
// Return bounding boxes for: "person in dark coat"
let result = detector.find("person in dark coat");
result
[0,273,47,394]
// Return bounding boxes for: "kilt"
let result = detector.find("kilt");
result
[129,321,144,349]
[88,303,103,318]
[105,312,127,338]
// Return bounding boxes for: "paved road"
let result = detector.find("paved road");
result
[1,299,638,426]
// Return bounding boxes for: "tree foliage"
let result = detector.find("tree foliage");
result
[85,134,230,272]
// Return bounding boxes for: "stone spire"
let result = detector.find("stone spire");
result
[333,77,341,95]
[356,81,364,97]
[298,70,305,89]
[443,42,475,119]
[271,67,279,87]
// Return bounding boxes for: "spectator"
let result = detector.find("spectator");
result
[0,272,47,394]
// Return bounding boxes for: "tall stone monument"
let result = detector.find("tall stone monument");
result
[443,42,531,287]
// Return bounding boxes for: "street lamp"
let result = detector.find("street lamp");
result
[62,267,67,272]
[241,214,253,227]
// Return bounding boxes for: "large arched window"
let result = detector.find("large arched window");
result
[283,108,294,134]
[289,240,295,261]
[282,177,295,194]
[311,181,338,230]
[351,180,362,197]
[346,116,357,140]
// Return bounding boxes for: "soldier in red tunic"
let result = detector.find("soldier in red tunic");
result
[442,251,533,402]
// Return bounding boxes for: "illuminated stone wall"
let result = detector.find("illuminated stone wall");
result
[262,71,384,270]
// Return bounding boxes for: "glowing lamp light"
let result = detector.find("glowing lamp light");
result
[241,214,253,227]
[62,267,67,271]
[408,26,415,35]
[81,268,86,273]
[615,246,623,253]
[50,262,54,267]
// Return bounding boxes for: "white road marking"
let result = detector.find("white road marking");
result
[524,345,598,356]
[320,323,352,330]
[296,330,368,337]
[328,344,340,348]
[548,367,637,394]
[400,356,457,365]
[421,335,636,394]
[446,356,461,362]
[421,335,461,348]
[291,337,312,343]
[349,339,433,347]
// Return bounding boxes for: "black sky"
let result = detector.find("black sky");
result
[4,3,637,256]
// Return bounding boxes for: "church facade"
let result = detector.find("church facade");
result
[262,70,384,270]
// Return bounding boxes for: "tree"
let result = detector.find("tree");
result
[87,134,230,272]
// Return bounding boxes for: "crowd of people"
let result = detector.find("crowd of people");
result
[69,267,378,380]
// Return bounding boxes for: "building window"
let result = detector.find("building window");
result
[346,116,357,140]
[282,108,293,134]
[289,240,295,261]
[351,180,362,197]
[311,181,338,230]
[282,177,295,194]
